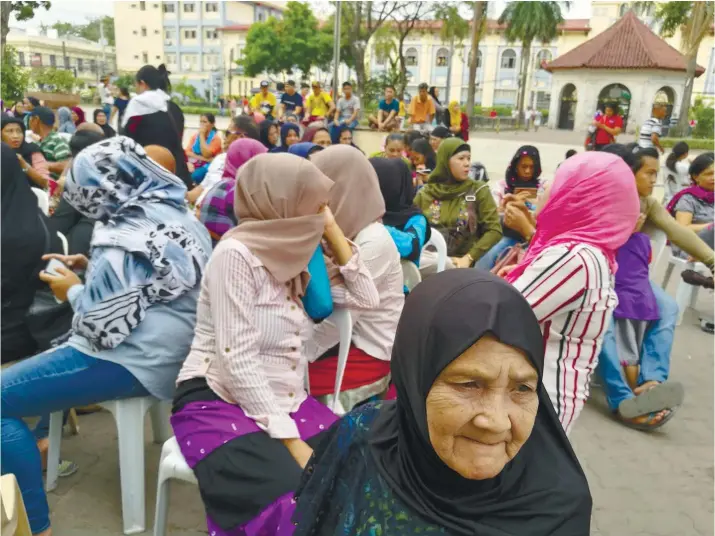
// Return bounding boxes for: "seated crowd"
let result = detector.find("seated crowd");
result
[2,66,714,536]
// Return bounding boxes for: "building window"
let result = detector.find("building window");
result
[134,55,139,60]
[435,47,449,67]
[205,29,218,40]
[141,26,147,37]
[76,58,83,71]
[142,52,148,63]
[165,53,176,65]
[163,3,175,13]
[139,1,146,10]
[183,2,195,13]
[49,54,56,67]
[405,47,418,66]
[205,2,218,12]
[89,59,96,72]
[500,49,516,69]
[17,51,25,66]
[181,53,197,71]
[63,55,69,69]
[468,49,482,68]
[184,29,196,39]
[535,49,552,69]
[154,29,160,34]
[165,29,175,44]
[205,53,219,68]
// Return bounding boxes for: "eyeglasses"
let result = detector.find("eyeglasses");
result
[225,129,243,137]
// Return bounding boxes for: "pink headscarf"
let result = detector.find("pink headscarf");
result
[222,138,267,180]
[507,151,640,283]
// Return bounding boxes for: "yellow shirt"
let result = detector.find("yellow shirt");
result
[250,92,277,115]
[408,96,436,124]
[305,91,333,118]
[398,100,405,117]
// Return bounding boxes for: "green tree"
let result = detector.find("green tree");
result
[113,73,135,90]
[241,17,284,76]
[172,77,200,102]
[465,2,489,116]
[0,2,51,52]
[434,3,470,102]
[31,67,76,93]
[1,46,30,103]
[498,1,566,125]
[639,1,715,136]
[51,17,115,46]
[388,2,435,97]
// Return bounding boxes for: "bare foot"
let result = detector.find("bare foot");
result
[633,381,660,396]
[37,438,49,470]
[37,528,52,536]
[626,409,669,425]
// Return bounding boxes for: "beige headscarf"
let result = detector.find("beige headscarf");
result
[310,145,386,282]
[223,153,333,300]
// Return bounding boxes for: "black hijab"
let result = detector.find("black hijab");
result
[258,119,277,150]
[505,145,542,193]
[93,108,116,138]
[430,125,451,140]
[369,270,591,535]
[370,157,429,238]
[1,114,42,162]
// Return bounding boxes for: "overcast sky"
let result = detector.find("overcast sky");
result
[11,0,593,29]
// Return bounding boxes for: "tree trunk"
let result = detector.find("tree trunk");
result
[353,47,367,96]
[516,40,531,129]
[445,35,455,102]
[465,1,486,116]
[1,3,11,54]
[397,32,408,99]
[674,51,697,137]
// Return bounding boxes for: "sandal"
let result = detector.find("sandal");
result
[681,269,714,289]
[617,408,677,431]
[617,381,684,419]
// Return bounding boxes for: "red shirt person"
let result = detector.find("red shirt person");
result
[593,103,623,150]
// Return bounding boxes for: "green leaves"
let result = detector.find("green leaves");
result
[30,66,75,93]
[0,46,30,102]
[498,1,566,46]
[50,17,115,46]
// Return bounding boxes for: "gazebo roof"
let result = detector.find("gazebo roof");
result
[545,10,705,76]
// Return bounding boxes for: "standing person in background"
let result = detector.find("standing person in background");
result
[534,109,543,132]
[250,81,278,120]
[331,81,360,138]
[639,103,666,154]
[447,100,469,141]
[122,64,191,188]
[428,86,445,125]
[99,77,114,118]
[278,79,304,121]
[368,86,400,132]
[110,87,131,127]
[300,83,311,120]
[304,81,335,124]
[229,96,237,117]
[592,103,623,151]
[408,83,436,133]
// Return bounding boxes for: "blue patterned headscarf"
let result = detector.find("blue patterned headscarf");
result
[63,136,210,350]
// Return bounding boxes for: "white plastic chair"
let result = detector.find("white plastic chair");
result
[423,229,447,273]
[31,188,49,216]
[1,474,32,536]
[47,398,172,534]
[649,229,668,276]
[401,260,422,292]
[152,309,354,536]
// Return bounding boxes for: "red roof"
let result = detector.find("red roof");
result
[545,10,705,76]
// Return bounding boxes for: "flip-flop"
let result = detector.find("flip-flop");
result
[617,408,677,432]
[618,381,684,419]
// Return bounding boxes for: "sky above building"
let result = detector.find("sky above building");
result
[10,0,594,30]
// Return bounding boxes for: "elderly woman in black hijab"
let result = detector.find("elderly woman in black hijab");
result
[293,270,592,535]
[370,157,430,266]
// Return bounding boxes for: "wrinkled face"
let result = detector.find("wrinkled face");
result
[516,155,534,181]
[426,335,539,480]
[449,150,471,181]
[410,151,426,168]
[312,129,331,148]
[429,135,443,152]
[1,123,24,148]
[385,87,395,101]
[268,125,279,146]
[385,140,404,159]
[635,156,659,197]
[694,164,715,192]
[95,111,107,125]
[339,129,353,145]
[285,129,300,147]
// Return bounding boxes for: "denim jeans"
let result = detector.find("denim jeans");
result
[191,164,210,184]
[474,236,520,271]
[329,119,359,137]
[1,345,148,533]
[103,103,111,118]
[597,281,679,411]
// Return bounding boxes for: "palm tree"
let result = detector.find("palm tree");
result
[465,2,489,117]
[498,1,566,126]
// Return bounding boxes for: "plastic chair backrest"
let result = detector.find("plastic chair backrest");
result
[424,229,447,273]
[329,308,353,416]
[401,260,422,291]
[650,229,668,275]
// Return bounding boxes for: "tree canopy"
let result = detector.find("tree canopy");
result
[1,2,51,51]
[1,46,31,102]
[50,16,115,46]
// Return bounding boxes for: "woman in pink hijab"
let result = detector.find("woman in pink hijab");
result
[196,138,267,244]
[502,151,640,436]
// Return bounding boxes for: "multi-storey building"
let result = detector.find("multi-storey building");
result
[6,27,116,87]
[114,1,283,99]
[367,1,714,110]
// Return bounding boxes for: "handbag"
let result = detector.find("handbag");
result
[24,214,74,351]
[435,182,489,258]
[491,243,526,277]
[301,245,334,322]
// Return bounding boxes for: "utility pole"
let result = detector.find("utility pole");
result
[228,48,234,97]
[331,1,341,98]
[445,35,455,102]
[99,18,106,79]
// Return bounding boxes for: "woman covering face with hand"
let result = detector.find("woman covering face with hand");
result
[293,270,592,535]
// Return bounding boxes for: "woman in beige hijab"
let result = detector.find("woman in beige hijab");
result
[170,152,379,535]
[306,145,405,411]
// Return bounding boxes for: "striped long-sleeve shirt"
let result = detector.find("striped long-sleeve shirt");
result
[512,243,617,435]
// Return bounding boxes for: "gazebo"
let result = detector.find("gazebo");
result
[545,10,705,134]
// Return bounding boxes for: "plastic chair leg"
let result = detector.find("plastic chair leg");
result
[111,399,149,535]
[45,411,63,492]
[152,469,170,536]
[675,280,697,326]
[662,262,675,289]
[149,401,172,445]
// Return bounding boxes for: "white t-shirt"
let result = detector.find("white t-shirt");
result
[195,153,227,207]
[638,117,662,148]
[100,85,114,106]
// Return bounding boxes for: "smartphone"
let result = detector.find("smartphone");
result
[45,258,67,276]
[514,187,538,200]
[416,168,432,175]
